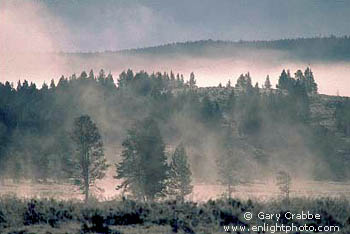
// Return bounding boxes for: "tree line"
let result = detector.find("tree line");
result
[0,67,349,201]
[122,36,350,61]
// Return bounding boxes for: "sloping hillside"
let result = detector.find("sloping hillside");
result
[71,36,350,62]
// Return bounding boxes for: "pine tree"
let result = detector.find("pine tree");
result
[235,73,253,91]
[115,117,168,201]
[264,75,272,89]
[276,171,292,206]
[180,74,185,87]
[16,80,22,91]
[80,71,88,80]
[167,143,193,201]
[170,71,175,81]
[277,69,294,90]
[49,79,56,89]
[189,72,196,88]
[97,69,106,83]
[216,130,244,198]
[105,73,116,89]
[88,69,95,80]
[117,69,134,88]
[304,67,317,93]
[71,115,108,202]
[254,82,259,89]
[41,82,49,91]
[57,76,68,89]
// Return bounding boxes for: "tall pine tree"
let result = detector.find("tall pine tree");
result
[167,143,193,201]
[115,117,168,201]
[71,115,108,202]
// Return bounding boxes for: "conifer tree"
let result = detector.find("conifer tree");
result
[115,117,168,201]
[88,69,95,80]
[277,69,294,90]
[97,69,106,83]
[167,143,193,201]
[189,72,196,88]
[264,75,272,89]
[49,79,56,89]
[254,82,259,89]
[304,67,317,93]
[216,130,244,198]
[71,115,108,202]
[41,82,49,91]
[235,73,253,90]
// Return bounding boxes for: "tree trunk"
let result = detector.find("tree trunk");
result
[83,154,89,203]
[82,146,89,203]
[180,190,185,202]
[228,184,232,199]
[85,182,89,202]
[84,166,89,202]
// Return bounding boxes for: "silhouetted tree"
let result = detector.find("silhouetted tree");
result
[277,69,294,90]
[115,117,168,201]
[88,69,95,80]
[71,115,108,202]
[304,67,318,93]
[235,73,253,91]
[49,79,56,89]
[118,69,134,88]
[264,75,272,89]
[188,72,196,88]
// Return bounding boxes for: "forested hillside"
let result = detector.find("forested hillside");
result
[78,36,350,62]
[0,67,350,187]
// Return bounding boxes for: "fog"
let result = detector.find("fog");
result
[3,51,350,96]
[1,0,350,201]
[2,1,350,96]
[0,1,68,84]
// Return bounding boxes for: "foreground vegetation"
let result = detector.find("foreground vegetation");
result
[0,196,349,233]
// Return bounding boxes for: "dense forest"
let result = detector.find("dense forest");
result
[0,67,350,199]
[91,36,350,62]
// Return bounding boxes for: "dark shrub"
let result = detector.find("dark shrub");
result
[0,210,6,228]
[23,200,46,225]
[81,213,111,233]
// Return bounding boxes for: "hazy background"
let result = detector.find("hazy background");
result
[1,0,350,95]
[1,0,350,202]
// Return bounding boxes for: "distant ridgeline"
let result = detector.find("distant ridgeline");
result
[102,36,350,62]
[0,67,349,184]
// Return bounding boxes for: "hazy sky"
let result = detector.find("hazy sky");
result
[2,0,350,52]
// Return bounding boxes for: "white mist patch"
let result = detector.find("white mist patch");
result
[2,178,350,202]
[60,52,350,96]
[0,1,68,84]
